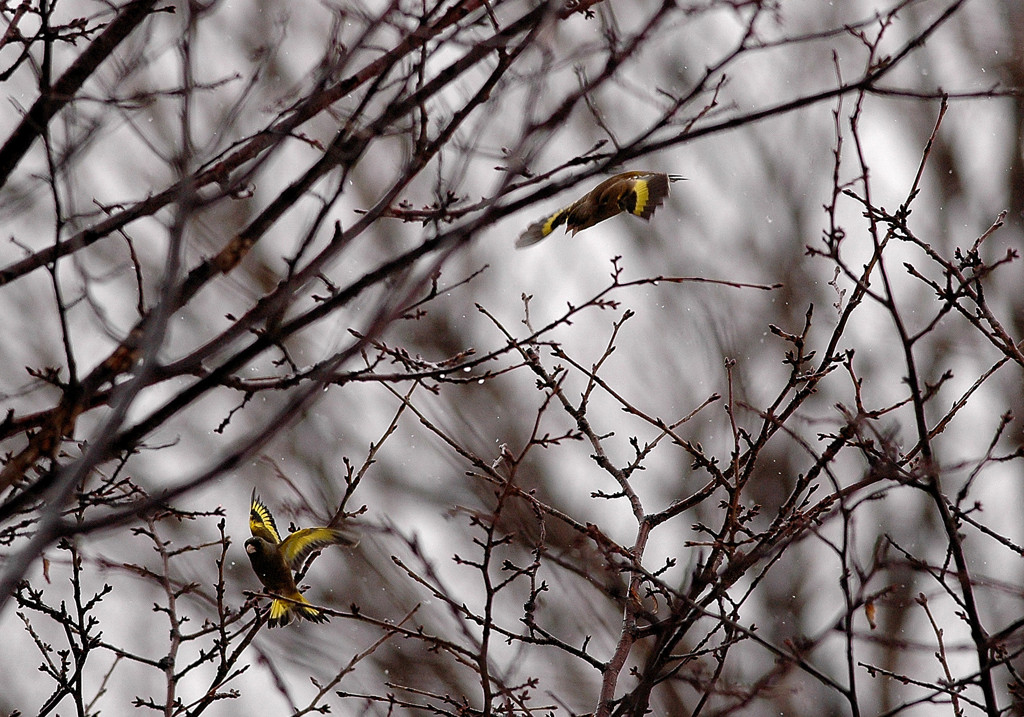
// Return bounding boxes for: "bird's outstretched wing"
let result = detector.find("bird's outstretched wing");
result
[280,527,358,570]
[250,490,282,544]
[617,172,675,219]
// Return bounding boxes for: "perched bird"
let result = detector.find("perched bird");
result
[516,171,685,248]
[245,491,358,627]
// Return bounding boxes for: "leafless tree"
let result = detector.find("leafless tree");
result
[2,0,1023,715]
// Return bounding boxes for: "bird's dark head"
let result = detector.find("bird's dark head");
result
[245,536,273,560]
[245,536,279,582]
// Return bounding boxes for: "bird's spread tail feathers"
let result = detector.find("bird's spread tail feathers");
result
[268,591,328,628]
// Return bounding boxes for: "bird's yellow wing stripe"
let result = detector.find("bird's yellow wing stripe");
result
[250,491,282,544]
[630,178,651,217]
[280,527,351,570]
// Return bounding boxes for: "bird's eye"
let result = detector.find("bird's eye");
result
[246,543,257,554]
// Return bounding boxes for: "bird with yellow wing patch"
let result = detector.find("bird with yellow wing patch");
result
[516,171,685,248]
[245,490,358,627]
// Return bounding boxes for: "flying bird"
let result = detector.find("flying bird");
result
[245,491,358,627]
[516,171,685,248]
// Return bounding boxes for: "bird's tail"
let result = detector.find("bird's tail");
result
[268,590,328,628]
